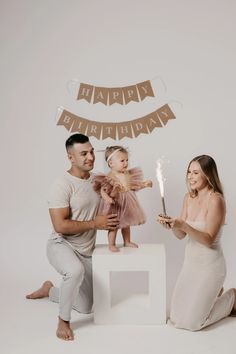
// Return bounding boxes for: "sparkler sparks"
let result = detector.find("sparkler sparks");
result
[156,158,167,215]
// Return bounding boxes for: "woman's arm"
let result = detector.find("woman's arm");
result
[169,194,225,247]
[171,193,188,239]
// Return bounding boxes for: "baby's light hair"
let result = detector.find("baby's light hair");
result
[105,146,128,165]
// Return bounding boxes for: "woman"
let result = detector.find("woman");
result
[158,155,236,331]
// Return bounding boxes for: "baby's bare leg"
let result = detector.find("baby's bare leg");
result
[108,229,119,252]
[122,227,138,248]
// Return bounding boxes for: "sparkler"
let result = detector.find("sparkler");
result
[156,158,167,215]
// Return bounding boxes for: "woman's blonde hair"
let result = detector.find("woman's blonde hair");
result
[186,155,224,197]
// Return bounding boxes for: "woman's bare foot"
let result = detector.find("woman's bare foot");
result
[56,317,74,341]
[124,242,138,248]
[109,245,120,252]
[229,288,236,316]
[218,287,224,297]
[26,281,53,299]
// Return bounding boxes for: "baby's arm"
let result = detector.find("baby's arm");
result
[101,187,114,204]
[129,167,152,191]
[136,180,153,190]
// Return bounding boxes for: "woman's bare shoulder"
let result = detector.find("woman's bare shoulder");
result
[210,191,224,203]
[183,192,191,203]
[209,192,225,210]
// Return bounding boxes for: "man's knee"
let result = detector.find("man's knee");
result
[63,264,85,283]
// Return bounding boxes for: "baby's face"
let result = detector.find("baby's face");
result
[109,151,128,173]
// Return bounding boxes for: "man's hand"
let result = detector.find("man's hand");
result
[94,214,119,230]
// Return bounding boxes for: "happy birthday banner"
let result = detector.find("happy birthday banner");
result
[57,104,175,140]
[77,80,155,105]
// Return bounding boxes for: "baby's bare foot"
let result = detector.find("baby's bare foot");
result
[109,245,120,252]
[56,317,74,341]
[26,281,53,299]
[124,242,138,248]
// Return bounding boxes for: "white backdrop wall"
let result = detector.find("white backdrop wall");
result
[1,0,235,309]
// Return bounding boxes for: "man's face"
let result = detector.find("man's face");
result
[68,142,95,172]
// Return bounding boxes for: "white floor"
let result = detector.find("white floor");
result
[2,280,236,354]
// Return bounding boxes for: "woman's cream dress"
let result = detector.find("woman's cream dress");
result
[170,221,235,331]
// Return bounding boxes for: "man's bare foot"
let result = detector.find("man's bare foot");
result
[109,245,120,252]
[26,280,53,299]
[56,317,74,341]
[124,242,138,248]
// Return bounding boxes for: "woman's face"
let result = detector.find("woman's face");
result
[187,161,208,191]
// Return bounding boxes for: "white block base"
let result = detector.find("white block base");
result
[92,243,166,325]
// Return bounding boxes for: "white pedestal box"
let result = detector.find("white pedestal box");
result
[92,243,166,325]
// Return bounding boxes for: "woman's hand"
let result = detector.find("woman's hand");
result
[157,214,187,239]
[157,215,186,230]
[157,214,172,229]
[169,218,186,230]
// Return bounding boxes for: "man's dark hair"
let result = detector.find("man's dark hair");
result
[65,134,89,151]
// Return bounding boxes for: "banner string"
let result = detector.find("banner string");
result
[168,99,183,110]
[54,106,65,122]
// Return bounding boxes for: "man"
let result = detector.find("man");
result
[26,134,118,340]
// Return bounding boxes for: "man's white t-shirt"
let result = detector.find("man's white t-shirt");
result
[48,172,100,256]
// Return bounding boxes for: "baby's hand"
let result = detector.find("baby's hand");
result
[145,180,153,188]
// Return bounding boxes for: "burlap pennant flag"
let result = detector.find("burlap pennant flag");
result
[109,88,124,105]
[122,85,139,104]
[70,117,88,134]
[57,110,76,131]
[131,117,149,137]
[145,111,163,133]
[102,123,117,140]
[157,104,176,125]
[86,121,103,139]
[117,121,133,139]
[77,83,94,103]
[137,80,155,101]
[93,87,109,105]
